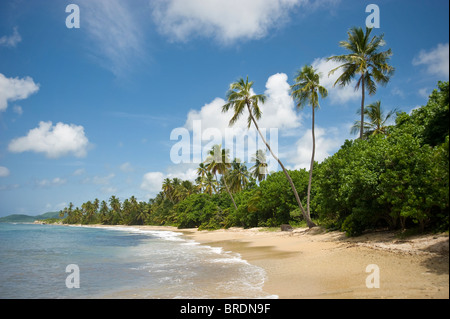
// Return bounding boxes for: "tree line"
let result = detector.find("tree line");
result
[59,27,448,236]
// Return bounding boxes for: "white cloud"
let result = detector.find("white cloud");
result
[36,177,67,188]
[72,168,86,176]
[259,73,302,131]
[8,121,90,159]
[151,0,341,44]
[185,73,301,133]
[0,73,39,112]
[166,166,198,181]
[183,73,299,165]
[418,88,431,99]
[391,87,404,98]
[0,27,22,47]
[413,43,449,79]
[13,105,23,115]
[141,172,165,196]
[311,57,360,105]
[78,0,144,76]
[119,162,134,173]
[288,126,342,169]
[0,166,10,178]
[83,173,115,185]
[101,186,118,194]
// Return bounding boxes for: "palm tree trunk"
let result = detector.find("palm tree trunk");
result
[247,104,316,228]
[360,73,365,140]
[307,106,315,220]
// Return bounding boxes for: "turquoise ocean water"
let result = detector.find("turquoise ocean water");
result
[0,223,275,299]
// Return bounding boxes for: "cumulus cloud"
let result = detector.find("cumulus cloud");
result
[185,73,300,132]
[413,43,449,79]
[0,27,22,48]
[183,73,299,165]
[0,73,40,112]
[8,121,90,159]
[288,126,342,169]
[311,57,360,105]
[0,166,10,178]
[141,172,165,195]
[151,0,338,44]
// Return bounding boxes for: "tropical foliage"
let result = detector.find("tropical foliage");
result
[291,64,328,220]
[59,25,448,237]
[328,27,395,139]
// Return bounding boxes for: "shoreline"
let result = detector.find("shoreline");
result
[65,224,449,299]
[180,227,449,299]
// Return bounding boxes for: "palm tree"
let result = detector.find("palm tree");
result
[205,144,238,211]
[350,101,398,138]
[203,172,218,196]
[109,195,122,224]
[223,76,316,228]
[136,202,149,225]
[328,27,394,139]
[291,65,328,222]
[251,150,269,182]
[162,178,174,203]
[228,159,250,193]
[99,200,109,224]
[196,163,208,192]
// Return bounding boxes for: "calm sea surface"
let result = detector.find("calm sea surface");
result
[0,223,275,299]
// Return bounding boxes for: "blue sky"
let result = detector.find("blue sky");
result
[0,0,448,216]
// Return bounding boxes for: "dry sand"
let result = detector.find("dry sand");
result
[176,227,449,299]
[82,224,449,299]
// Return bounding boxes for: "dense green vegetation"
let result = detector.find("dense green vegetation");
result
[59,81,449,236]
[58,26,448,236]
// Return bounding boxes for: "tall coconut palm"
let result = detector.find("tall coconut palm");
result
[250,150,268,182]
[328,27,394,139]
[291,65,328,221]
[223,76,316,228]
[350,100,398,138]
[205,144,238,211]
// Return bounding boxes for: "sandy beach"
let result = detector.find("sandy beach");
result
[143,226,448,299]
[81,224,449,299]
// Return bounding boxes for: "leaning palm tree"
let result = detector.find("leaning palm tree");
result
[350,100,398,138]
[223,76,316,228]
[291,65,328,222]
[205,144,238,211]
[328,26,395,139]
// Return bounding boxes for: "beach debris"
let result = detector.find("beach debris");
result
[281,224,293,232]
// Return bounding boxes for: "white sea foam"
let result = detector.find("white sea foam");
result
[73,225,275,298]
